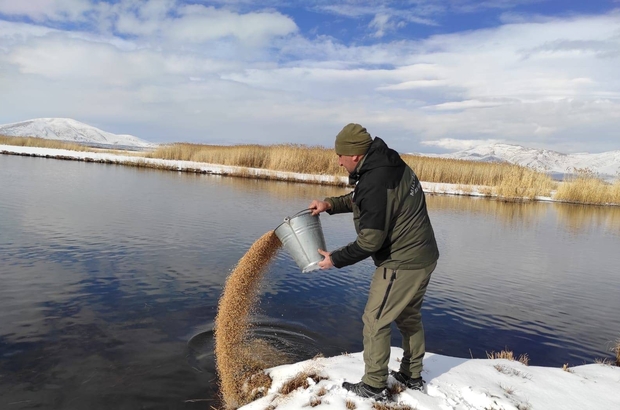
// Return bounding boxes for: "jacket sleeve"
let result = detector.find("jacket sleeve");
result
[324,192,353,214]
[330,175,390,268]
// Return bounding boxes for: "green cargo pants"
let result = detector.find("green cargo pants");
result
[361,261,436,388]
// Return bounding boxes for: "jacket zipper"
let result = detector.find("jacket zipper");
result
[376,269,397,320]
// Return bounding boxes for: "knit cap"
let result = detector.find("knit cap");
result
[334,123,372,155]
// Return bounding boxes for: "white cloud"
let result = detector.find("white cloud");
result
[168,6,297,44]
[425,99,515,110]
[113,3,298,45]
[0,0,93,21]
[1,6,620,154]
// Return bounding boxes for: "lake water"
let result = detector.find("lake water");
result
[1,154,619,409]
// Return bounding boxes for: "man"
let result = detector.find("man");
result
[309,123,439,401]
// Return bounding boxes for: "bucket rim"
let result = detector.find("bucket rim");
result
[274,208,316,231]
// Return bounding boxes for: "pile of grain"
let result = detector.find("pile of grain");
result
[214,230,283,409]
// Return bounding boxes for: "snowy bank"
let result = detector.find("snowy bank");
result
[1,144,547,201]
[241,347,620,410]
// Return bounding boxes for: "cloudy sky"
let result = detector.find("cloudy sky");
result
[1,0,619,154]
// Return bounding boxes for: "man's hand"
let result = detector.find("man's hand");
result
[309,200,331,216]
[317,249,334,269]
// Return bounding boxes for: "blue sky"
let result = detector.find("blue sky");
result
[1,0,619,154]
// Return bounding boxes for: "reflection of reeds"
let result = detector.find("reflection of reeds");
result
[427,195,548,228]
[555,203,620,233]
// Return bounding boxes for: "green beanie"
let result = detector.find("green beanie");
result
[334,123,372,155]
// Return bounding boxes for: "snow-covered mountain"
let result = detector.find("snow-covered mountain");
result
[0,118,155,148]
[419,143,620,180]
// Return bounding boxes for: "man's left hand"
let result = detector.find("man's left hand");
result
[317,249,333,269]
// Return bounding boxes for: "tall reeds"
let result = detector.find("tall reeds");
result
[0,135,91,151]
[555,170,620,205]
[147,143,340,175]
[147,143,555,198]
[4,136,619,206]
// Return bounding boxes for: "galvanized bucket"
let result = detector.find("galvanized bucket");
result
[275,209,327,273]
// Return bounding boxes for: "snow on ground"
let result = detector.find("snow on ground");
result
[0,145,552,202]
[241,347,620,410]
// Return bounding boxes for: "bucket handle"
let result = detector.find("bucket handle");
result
[284,208,314,223]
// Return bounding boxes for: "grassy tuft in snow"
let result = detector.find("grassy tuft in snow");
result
[278,371,328,395]
[486,349,530,366]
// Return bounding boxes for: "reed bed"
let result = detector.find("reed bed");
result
[0,135,145,156]
[555,171,620,205]
[1,135,92,151]
[147,143,339,175]
[148,143,555,198]
[5,137,620,205]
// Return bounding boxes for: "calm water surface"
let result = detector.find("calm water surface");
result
[1,155,619,409]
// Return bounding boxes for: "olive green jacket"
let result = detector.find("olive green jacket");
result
[325,137,439,270]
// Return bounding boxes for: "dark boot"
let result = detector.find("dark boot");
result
[390,371,425,391]
[342,381,388,401]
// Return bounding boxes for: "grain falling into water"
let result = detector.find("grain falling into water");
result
[214,230,283,409]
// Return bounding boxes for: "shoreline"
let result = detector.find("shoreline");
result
[1,144,612,207]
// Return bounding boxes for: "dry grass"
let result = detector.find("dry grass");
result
[594,358,614,365]
[278,371,328,395]
[147,143,339,175]
[345,399,357,410]
[387,382,406,396]
[493,166,554,200]
[487,349,530,366]
[308,397,322,407]
[0,135,146,156]
[562,363,573,373]
[500,383,515,395]
[0,135,92,151]
[242,371,274,403]
[146,143,555,199]
[614,339,620,366]
[7,137,620,205]
[555,170,620,205]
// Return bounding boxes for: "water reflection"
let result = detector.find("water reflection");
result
[427,194,620,234]
[1,155,619,410]
[555,203,620,235]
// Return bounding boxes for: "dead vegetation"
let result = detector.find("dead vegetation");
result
[487,349,530,366]
[555,169,620,205]
[278,371,328,395]
[387,382,406,396]
[345,399,357,409]
[5,136,620,205]
[493,364,530,379]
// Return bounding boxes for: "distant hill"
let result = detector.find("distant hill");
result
[0,118,155,149]
[416,143,620,181]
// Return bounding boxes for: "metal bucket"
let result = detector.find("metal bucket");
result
[275,209,327,273]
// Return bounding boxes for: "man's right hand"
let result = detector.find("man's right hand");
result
[309,200,331,216]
